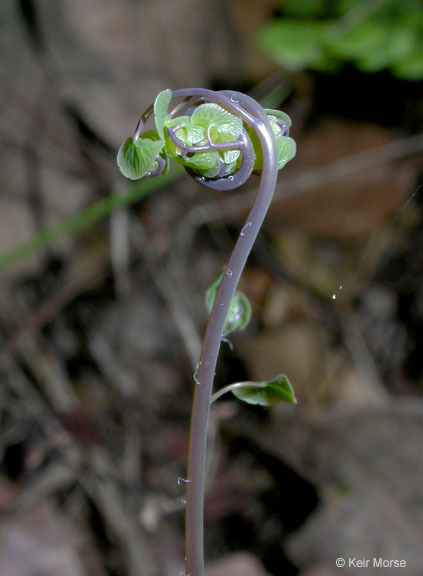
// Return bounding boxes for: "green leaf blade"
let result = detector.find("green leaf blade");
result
[191,103,243,143]
[224,291,251,333]
[232,374,297,406]
[205,269,252,334]
[175,124,206,146]
[179,150,220,171]
[154,89,172,139]
[249,113,296,171]
[265,109,292,129]
[276,136,296,170]
[117,137,165,181]
[205,268,225,313]
[222,149,241,165]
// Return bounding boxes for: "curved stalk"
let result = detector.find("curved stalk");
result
[171,89,278,576]
[210,381,258,405]
[116,87,282,576]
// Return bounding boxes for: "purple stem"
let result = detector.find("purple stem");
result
[274,117,290,137]
[145,154,165,177]
[170,89,278,576]
[166,120,254,189]
[184,130,255,191]
[167,126,246,154]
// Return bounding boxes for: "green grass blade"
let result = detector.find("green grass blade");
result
[0,164,184,271]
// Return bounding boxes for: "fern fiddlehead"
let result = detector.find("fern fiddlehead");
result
[117,88,296,576]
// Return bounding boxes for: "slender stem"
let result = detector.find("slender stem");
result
[178,90,278,576]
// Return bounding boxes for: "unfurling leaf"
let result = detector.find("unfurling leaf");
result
[154,89,172,139]
[231,374,297,406]
[191,103,243,143]
[224,291,251,333]
[265,108,292,129]
[205,268,252,334]
[248,110,296,171]
[275,136,296,170]
[117,137,165,180]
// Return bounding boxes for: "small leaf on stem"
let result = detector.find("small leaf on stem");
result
[275,136,296,170]
[225,291,251,333]
[154,89,172,139]
[205,269,252,334]
[117,137,165,180]
[265,108,292,128]
[232,374,297,406]
[205,268,225,312]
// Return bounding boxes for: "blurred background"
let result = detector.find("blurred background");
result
[0,1,423,575]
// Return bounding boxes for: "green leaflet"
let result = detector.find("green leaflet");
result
[201,159,222,179]
[175,124,206,146]
[117,137,165,180]
[266,115,296,169]
[139,129,170,175]
[265,108,292,129]
[205,268,225,311]
[154,89,172,139]
[118,91,296,183]
[231,374,297,406]
[275,136,296,170]
[165,116,192,128]
[249,111,296,171]
[205,268,252,334]
[222,149,241,165]
[191,103,243,143]
[165,117,207,147]
[179,150,220,171]
[225,291,252,333]
[163,104,244,177]
[164,118,204,165]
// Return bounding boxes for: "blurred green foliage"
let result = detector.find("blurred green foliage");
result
[257,0,423,79]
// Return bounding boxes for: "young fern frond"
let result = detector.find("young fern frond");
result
[117,88,296,576]
[118,88,295,187]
